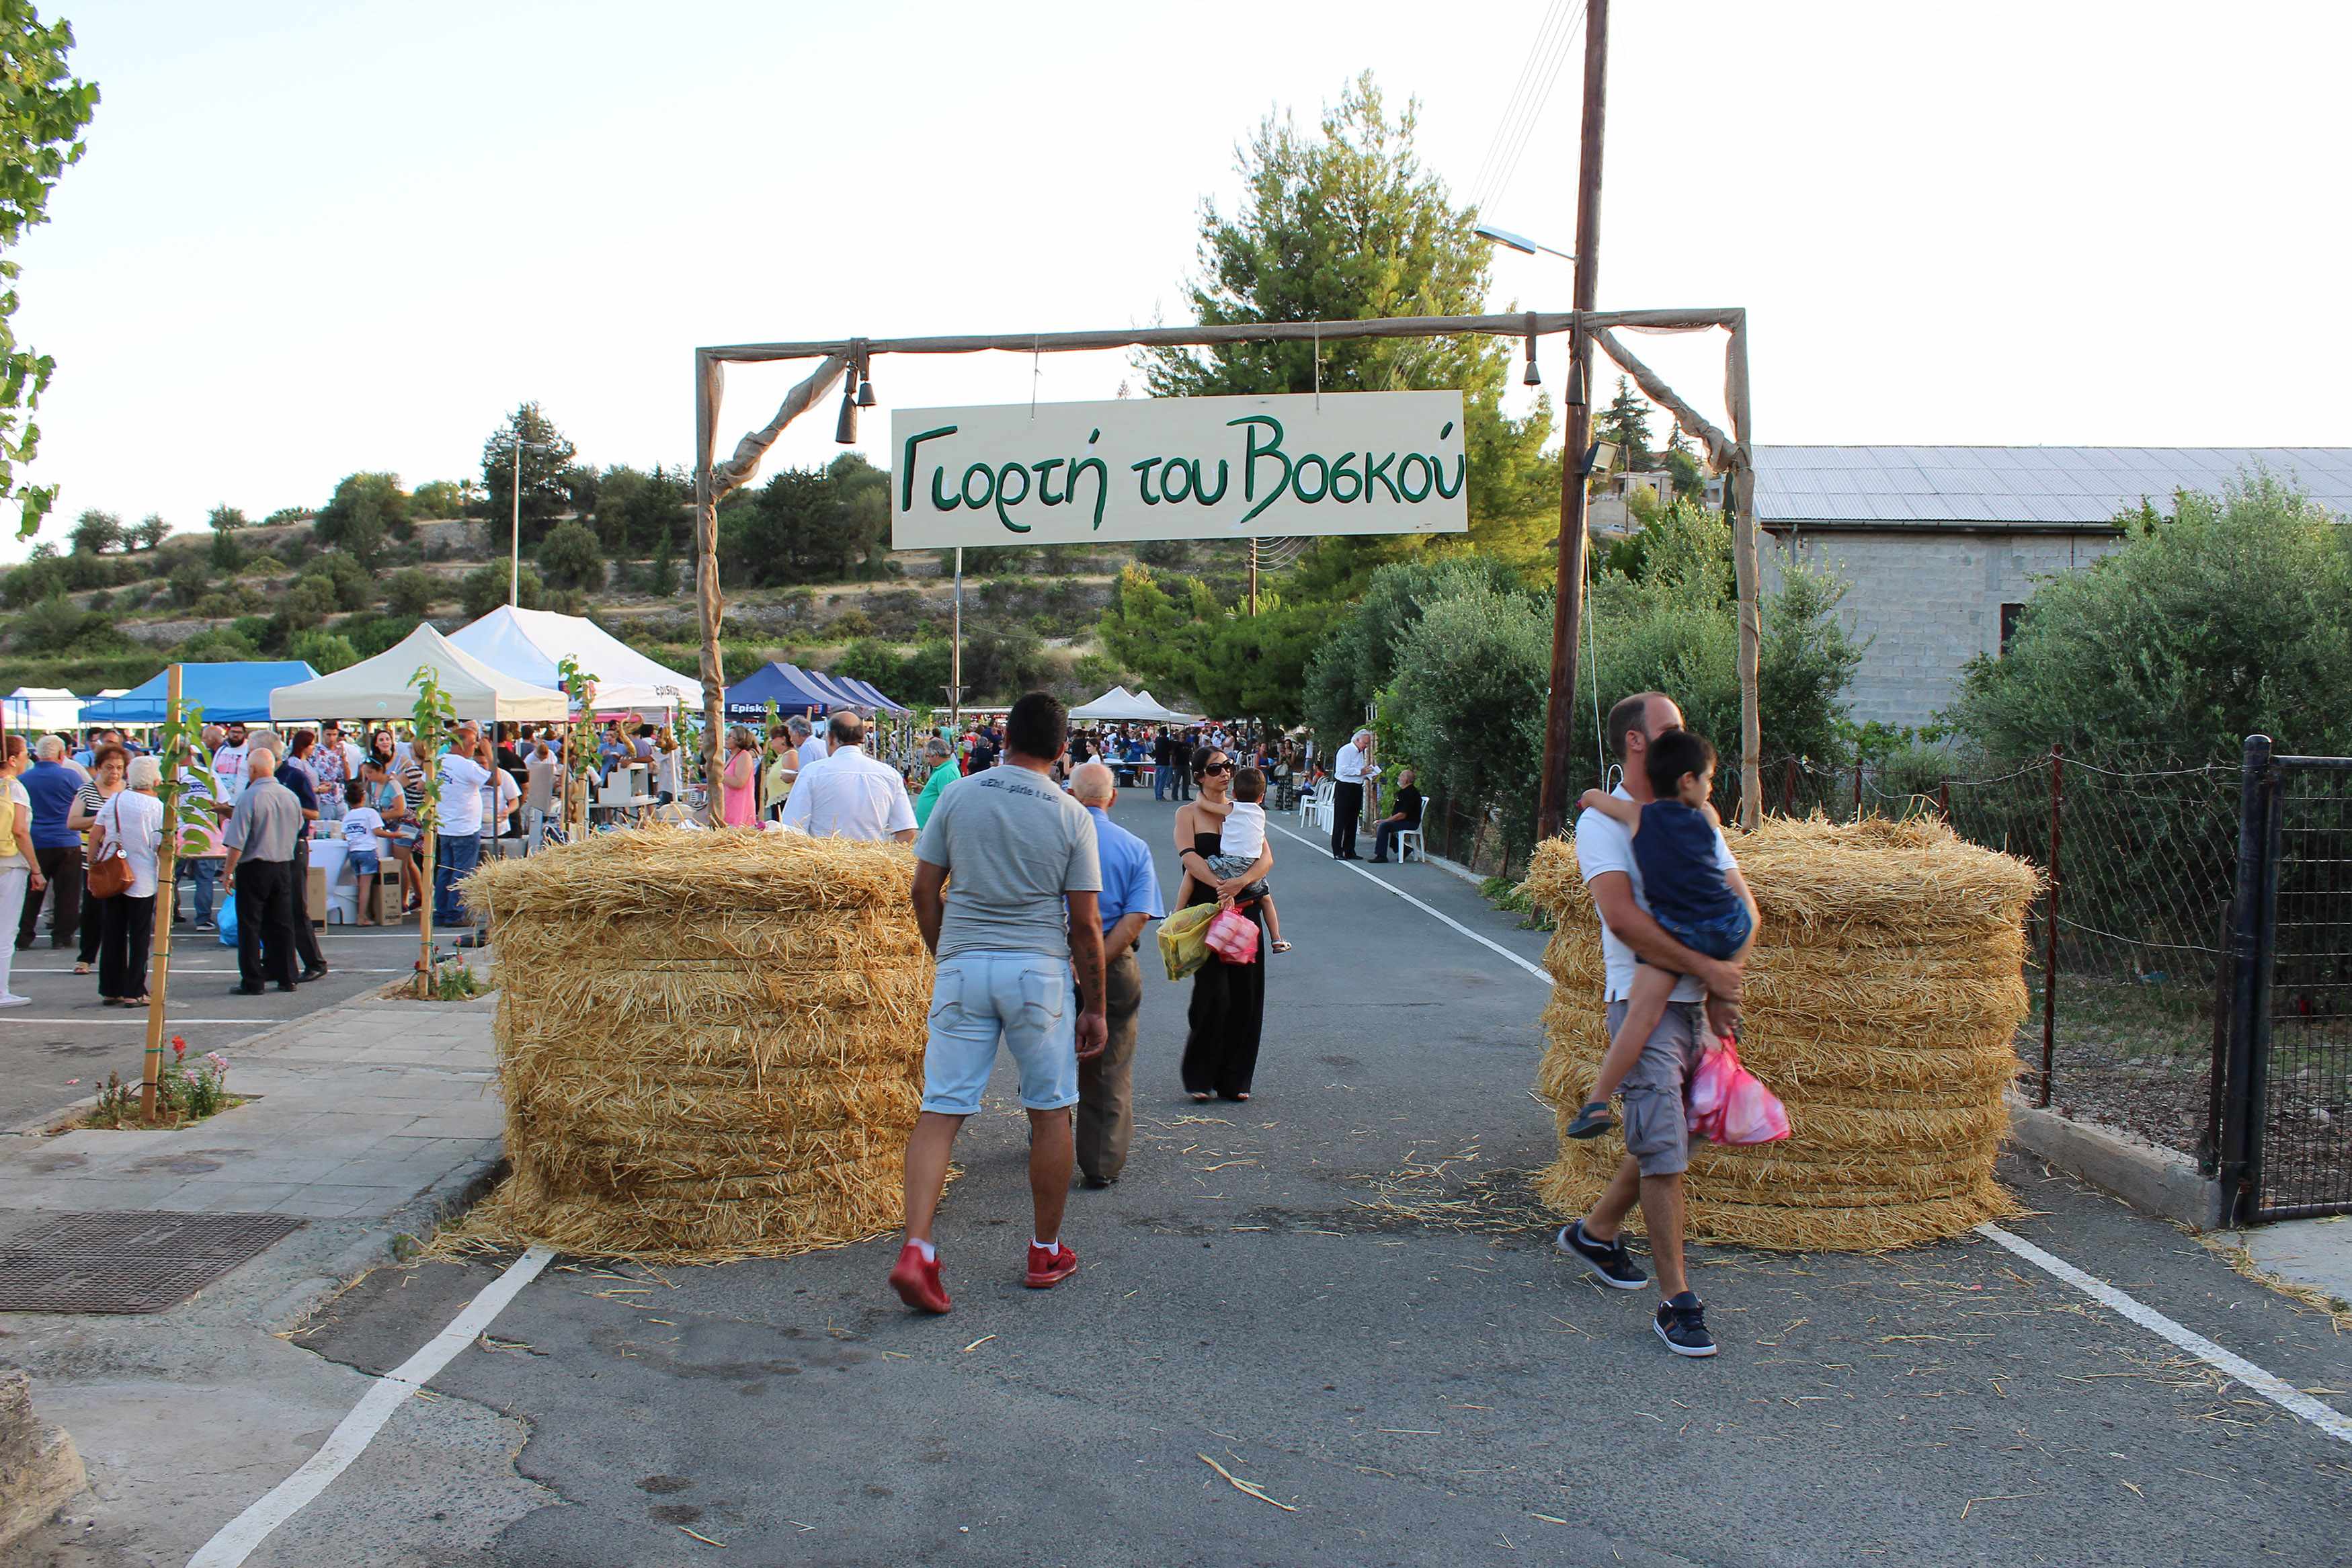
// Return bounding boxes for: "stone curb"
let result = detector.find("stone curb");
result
[2004,1092,2230,1231]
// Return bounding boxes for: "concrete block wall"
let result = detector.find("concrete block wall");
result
[1762,528,2123,731]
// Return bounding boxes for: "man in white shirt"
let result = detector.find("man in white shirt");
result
[778,712,917,843]
[1555,690,1746,1360]
[1330,729,1380,860]
[210,722,250,808]
[792,714,827,774]
[432,723,493,926]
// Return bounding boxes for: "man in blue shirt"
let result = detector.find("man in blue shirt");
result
[1067,761,1165,1188]
[16,736,85,950]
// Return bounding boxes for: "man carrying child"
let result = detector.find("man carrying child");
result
[1554,692,1751,1358]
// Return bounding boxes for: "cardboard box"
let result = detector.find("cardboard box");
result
[305,866,328,927]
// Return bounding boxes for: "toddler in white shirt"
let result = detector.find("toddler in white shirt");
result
[1196,766,1289,953]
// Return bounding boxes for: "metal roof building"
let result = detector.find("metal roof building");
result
[1750,446,2352,730]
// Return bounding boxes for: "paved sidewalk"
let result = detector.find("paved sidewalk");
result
[3,991,501,1221]
[0,988,505,1567]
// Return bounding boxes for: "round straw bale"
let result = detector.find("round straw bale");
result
[1525,814,2039,1251]
[460,827,933,1262]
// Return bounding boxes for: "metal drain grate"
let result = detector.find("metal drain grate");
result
[0,1210,305,1313]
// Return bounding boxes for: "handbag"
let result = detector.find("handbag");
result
[85,796,134,900]
[1155,901,1219,982]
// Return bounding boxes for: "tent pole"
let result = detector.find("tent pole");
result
[693,352,727,818]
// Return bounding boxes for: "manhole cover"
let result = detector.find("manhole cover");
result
[0,1211,305,1313]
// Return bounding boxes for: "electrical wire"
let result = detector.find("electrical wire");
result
[1482,1,1584,218]
[1467,0,1573,214]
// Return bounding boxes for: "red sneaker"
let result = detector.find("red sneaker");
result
[889,1242,951,1314]
[1024,1241,1079,1289]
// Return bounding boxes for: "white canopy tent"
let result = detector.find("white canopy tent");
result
[446,605,702,713]
[1128,690,1200,724]
[270,623,569,724]
[1066,686,1144,721]
[3,687,82,734]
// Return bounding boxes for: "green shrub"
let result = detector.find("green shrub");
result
[461,564,540,620]
[1946,476,2352,764]
[288,629,360,673]
[385,568,437,618]
[536,520,605,591]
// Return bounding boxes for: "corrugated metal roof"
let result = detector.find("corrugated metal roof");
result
[1754,446,2352,528]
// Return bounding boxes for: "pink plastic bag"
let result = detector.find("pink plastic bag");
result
[1687,1037,1791,1147]
[1203,906,1260,964]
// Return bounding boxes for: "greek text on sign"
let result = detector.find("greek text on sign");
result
[889,390,1469,548]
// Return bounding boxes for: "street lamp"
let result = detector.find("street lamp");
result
[1474,222,1576,263]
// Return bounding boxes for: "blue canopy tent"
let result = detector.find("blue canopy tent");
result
[834,676,909,715]
[797,670,868,711]
[81,661,320,725]
[723,661,840,721]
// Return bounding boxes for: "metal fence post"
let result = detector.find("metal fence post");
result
[2039,743,2062,1108]
[1781,758,1796,816]
[1852,759,1864,821]
[2217,734,2273,1219]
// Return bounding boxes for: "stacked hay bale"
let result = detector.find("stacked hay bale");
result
[462,828,930,1260]
[1526,815,2039,1250]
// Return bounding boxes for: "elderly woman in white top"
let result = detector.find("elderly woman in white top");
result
[89,755,166,1006]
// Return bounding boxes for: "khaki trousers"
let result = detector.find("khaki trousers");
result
[1076,950,1143,1184]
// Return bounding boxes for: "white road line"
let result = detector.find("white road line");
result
[1264,813,2347,1447]
[1976,1223,2352,1448]
[1268,821,1553,985]
[187,1244,555,1568]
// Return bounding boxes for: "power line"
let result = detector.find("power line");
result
[1467,0,1572,214]
[1484,0,1584,218]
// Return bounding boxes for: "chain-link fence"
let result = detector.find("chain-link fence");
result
[1416,750,2246,1159]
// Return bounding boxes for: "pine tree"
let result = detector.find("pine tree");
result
[647,526,677,596]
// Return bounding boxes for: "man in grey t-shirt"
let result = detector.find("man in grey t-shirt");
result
[891,692,1105,1317]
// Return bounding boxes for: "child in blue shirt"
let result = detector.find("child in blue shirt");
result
[1566,728,1758,1140]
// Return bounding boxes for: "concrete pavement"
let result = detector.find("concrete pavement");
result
[1,979,502,1567]
[149,793,2352,1568]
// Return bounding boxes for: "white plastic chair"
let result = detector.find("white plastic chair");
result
[1301,781,1334,831]
[1392,825,1425,863]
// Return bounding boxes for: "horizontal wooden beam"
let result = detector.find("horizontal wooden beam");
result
[700,308,1742,364]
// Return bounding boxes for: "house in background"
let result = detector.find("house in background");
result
[1752,446,2352,731]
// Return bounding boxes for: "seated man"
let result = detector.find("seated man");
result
[1369,767,1424,864]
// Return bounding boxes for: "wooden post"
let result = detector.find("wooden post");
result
[1724,313,1762,831]
[1534,0,1610,845]
[138,664,183,1124]
[693,350,727,820]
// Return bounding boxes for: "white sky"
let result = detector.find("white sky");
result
[11,0,2348,559]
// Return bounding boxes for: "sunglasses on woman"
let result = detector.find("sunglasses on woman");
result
[1202,761,1233,775]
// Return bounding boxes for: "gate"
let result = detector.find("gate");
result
[2217,736,2352,1222]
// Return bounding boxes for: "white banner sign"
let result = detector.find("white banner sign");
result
[889,390,1469,548]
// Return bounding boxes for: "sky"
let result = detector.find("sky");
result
[9,0,2348,559]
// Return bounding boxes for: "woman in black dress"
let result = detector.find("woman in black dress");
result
[1173,745,1273,1101]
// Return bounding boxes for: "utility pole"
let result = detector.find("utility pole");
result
[1534,0,1609,844]
[509,424,524,608]
[1248,538,1259,615]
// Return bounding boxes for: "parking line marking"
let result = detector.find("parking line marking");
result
[1976,1223,2352,1447]
[187,1244,555,1567]
[0,1017,281,1025]
[1268,820,1553,985]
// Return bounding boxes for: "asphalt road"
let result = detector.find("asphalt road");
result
[0,906,438,1130]
[265,794,2350,1567]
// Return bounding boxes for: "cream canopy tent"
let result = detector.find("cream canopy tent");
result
[446,605,702,712]
[270,623,569,723]
[1066,686,1145,721]
[1129,690,1200,723]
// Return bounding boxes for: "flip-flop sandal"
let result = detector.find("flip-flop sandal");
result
[1270,940,1293,953]
[74,963,91,975]
[1564,1100,1617,1140]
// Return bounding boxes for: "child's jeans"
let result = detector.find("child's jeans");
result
[1657,902,1754,962]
